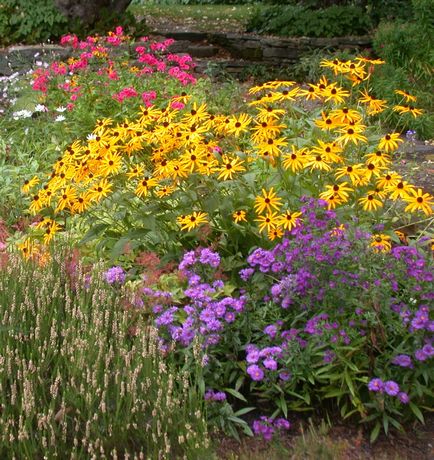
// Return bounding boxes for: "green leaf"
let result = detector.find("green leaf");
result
[233,407,255,417]
[224,388,247,402]
[370,422,381,443]
[409,403,425,424]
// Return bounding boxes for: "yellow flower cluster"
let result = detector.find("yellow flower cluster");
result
[20,56,432,254]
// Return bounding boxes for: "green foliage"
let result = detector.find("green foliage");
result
[0,0,68,46]
[247,4,372,38]
[0,250,210,458]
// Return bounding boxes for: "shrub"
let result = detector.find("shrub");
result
[247,4,372,37]
[0,248,209,458]
[0,0,68,46]
[148,199,434,441]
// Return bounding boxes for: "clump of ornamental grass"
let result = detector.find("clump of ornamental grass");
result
[145,199,433,441]
[0,249,209,459]
[17,55,433,264]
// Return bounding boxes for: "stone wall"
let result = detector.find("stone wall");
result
[0,32,372,77]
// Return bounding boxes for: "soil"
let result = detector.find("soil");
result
[217,414,434,460]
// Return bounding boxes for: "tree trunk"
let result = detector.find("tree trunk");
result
[54,0,133,25]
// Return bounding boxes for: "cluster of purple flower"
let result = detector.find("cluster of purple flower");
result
[204,389,227,402]
[151,247,246,347]
[104,266,126,284]
[368,378,409,403]
[252,416,291,441]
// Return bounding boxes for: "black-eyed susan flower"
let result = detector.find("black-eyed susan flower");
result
[305,154,332,172]
[268,226,284,240]
[393,105,423,118]
[22,176,40,194]
[250,119,286,143]
[155,185,176,198]
[255,106,285,122]
[336,124,367,145]
[359,89,387,115]
[179,212,208,231]
[403,189,433,215]
[386,180,416,200]
[365,150,392,167]
[320,182,353,202]
[370,234,392,252]
[378,133,403,153]
[277,210,302,231]
[88,179,112,202]
[315,111,337,131]
[227,113,252,136]
[282,146,309,173]
[256,211,279,233]
[254,188,282,214]
[395,89,417,103]
[376,172,402,190]
[232,210,247,223]
[330,107,362,125]
[55,186,77,213]
[323,84,350,104]
[217,155,246,181]
[29,194,45,215]
[135,176,158,197]
[17,238,36,259]
[335,163,365,184]
[359,192,384,211]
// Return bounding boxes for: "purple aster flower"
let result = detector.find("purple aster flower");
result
[422,344,434,357]
[415,349,428,361]
[224,311,236,322]
[279,371,291,381]
[263,358,278,370]
[199,248,220,268]
[104,266,126,284]
[384,380,400,396]
[246,350,260,364]
[368,378,384,393]
[398,392,410,404]
[392,354,413,368]
[274,418,291,430]
[247,364,265,381]
[239,268,254,281]
[264,324,278,339]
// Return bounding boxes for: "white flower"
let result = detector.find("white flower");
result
[55,106,67,113]
[12,109,32,120]
[34,104,48,112]
[55,115,66,122]
[86,133,97,141]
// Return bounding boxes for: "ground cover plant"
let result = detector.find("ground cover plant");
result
[0,249,209,458]
[0,20,433,454]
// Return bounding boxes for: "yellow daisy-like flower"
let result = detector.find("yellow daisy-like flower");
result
[233,210,247,223]
[359,192,383,211]
[226,113,252,136]
[403,189,433,215]
[282,146,309,173]
[179,212,208,232]
[386,180,416,201]
[217,155,246,181]
[256,211,279,233]
[370,234,392,252]
[277,210,302,231]
[254,188,282,215]
[22,176,40,194]
[336,125,367,145]
[268,226,284,241]
[378,133,403,152]
[135,176,159,198]
[155,185,176,198]
[17,238,36,259]
[55,186,77,213]
[393,105,423,118]
[43,220,62,245]
[323,84,350,104]
[320,182,353,203]
[335,163,365,184]
[395,89,417,103]
[29,193,45,215]
[88,179,113,203]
